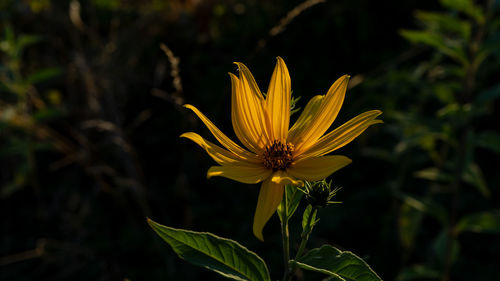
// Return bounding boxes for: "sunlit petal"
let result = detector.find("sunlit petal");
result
[287,95,324,142]
[299,110,383,159]
[230,73,264,154]
[180,132,260,165]
[290,75,350,154]
[253,177,285,241]
[287,155,352,181]
[265,57,291,142]
[234,62,271,148]
[270,170,303,186]
[207,165,272,184]
[184,104,257,160]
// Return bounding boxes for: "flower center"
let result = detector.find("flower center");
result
[262,140,294,171]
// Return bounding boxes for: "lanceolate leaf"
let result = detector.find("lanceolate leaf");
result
[415,11,471,41]
[439,0,484,24]
[455,211,500,234]
[25,67,61,85]
[432,229,460,265]
[148,219,270,281]
[462,163,490,198]
[397,193,448,226]
[293,245,382,281]
[302,205,317,231]
[286,184,304,218]
[399,30,467,65]
[278,184,304,222]
[398,202,424,251]
[475,130,500,154]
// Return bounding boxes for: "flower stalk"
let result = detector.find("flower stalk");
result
[280,191,291,281]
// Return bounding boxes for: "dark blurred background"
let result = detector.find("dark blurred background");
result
[1,0,499,280]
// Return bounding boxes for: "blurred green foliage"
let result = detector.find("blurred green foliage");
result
[1,0,499,280]
[358,0,500,279]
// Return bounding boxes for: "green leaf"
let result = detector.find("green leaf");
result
[397,193,448,226]
[433,83,456,103]
[439,0,485,23]
[398,202,424,251]
[415,11,471,41]
[25,67,61,85]
[302,205,317,231]
[0,164,28,198]
[455,211,500,234]
[475,131,500,154]
[290,95,302,116]
[462,163,490,198]
[16,34,41,51]
[33,108,63,122]
[1,26,15,54]
[293,245,382,281]
[147,219,270,281]
[399,30,467,65]
[432,230,460,266]
[278,184,303,222]
[286,184,303,218]
[413,167,453,183]
[437,102,461,118]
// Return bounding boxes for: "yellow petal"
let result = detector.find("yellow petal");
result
[253,177,285,241]
[184,104,257,160]
[270,170,304,187]
[207,165,272,184]
[287,155,352,181]
[299,110,382,159]
[265,57,291,142]
[234,62,264,101]
[289,75,350,154]
[287,95,324,141]
[180,132,260,165]
[229,73,264,154]
[233,62,271,149]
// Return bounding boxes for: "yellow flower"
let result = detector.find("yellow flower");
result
[181,57,382,241]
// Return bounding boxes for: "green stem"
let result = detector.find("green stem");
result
[281,192,291,281]
[295,207,317,260]
[283,206,318,281]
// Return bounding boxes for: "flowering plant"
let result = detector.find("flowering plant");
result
[148,57,382,281]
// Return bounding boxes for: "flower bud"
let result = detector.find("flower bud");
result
[302,180,341,208]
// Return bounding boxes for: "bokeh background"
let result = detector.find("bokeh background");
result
[1,0,499,280]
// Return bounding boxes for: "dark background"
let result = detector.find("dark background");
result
[1,0,499,280]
